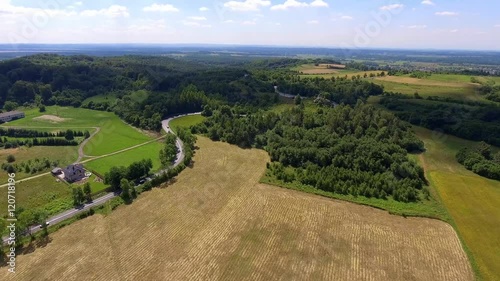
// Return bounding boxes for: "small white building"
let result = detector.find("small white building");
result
[0,111,25,123]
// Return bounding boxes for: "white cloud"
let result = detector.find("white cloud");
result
[224,0,271,12]
[405,25,428,29]
[129,19,167,32]
[421,0,435,5]
[242,20,257,25]
[310,0,329,8]
[0,0,77,17]
[307,20,319,24]
[450,29,459,32]
[223,20,235,23]
[74,1,83,6]
[143,3,179,13]
[271,0,329,10]
[187,16,207,21]
[81,5,129,17]
[380,4,404,11]
[340,15,353,20]
[199,7,210,12]
[494,24,500,28]
[181,20,211,28]
[435,11,459,16]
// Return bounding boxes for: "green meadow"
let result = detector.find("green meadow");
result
[84,141,163,175]
[414,127,500,281]
[169,115,206,133]
[5,106,155,156]
[0,174,73,218]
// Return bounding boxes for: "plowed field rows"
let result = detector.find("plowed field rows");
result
[1,137,473,281]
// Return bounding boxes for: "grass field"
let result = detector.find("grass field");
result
[292,63,344,74]
[414,127,500,281]
[1,137,473,281]
[408,73,500,85]
[0,146,78,181]
[0,174,72,219]
[84,141,163,175]
[292,68,496,102]
[297,70,382,79]
[5,106,155,156]
[372,79,481,101]
[169,115,206,133]
[82,94,117,106]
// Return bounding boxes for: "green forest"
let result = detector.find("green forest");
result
[456,142,500,180]
[194,102,426,202]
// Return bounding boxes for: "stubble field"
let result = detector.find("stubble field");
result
[414,127,500,281]
[1,137,473,281]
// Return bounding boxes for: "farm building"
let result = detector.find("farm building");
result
[63,164,86,183]
[0,111,25,123]
[51,168,63,175]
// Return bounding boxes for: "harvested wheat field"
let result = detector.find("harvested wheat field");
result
[374,76,473,88]
[2,137,473,281]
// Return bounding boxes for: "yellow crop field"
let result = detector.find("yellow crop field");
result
[1,137,473,281]
[374,75,475,88]
[415,127,500,281]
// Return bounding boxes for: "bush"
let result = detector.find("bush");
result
[6,154,15,163]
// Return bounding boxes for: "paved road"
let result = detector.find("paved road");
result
[2,112,201,244]
[161,112,202,169]
[274,86,302,99]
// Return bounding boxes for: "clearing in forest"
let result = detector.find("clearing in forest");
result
[1,137,473,281]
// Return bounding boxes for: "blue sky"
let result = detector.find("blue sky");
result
[1,0,499,50]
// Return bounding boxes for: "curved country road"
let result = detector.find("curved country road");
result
[2,112,202,244]
[76,127,100,163]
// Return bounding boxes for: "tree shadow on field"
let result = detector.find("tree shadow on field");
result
[158,178,178,189]
[15,236,53,257]
[0,253,6,267]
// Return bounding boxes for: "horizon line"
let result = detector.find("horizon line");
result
[0,43,499,53]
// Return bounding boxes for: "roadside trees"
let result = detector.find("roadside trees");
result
[83,182,92,203]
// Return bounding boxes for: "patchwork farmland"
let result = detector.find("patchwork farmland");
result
[1,137,473,281]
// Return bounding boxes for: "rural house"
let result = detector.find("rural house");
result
[0,111,25,123]
[63,164,86,183]
[51,167,62,175]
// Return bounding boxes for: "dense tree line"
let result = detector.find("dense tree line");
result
[380,96,500,146]
[456,142,500,180]
[160,134,179,166]
[0,55,280,132]
[0,137,78,148]
[477,81,500,102]
[177,127,197,166]
[0,127,88,138]
[104,159,153,190]
[273,75,384,104]
[0,54,386,134]
[11,207,49,239]
[194,102,426,202]
[32,138,79,146]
